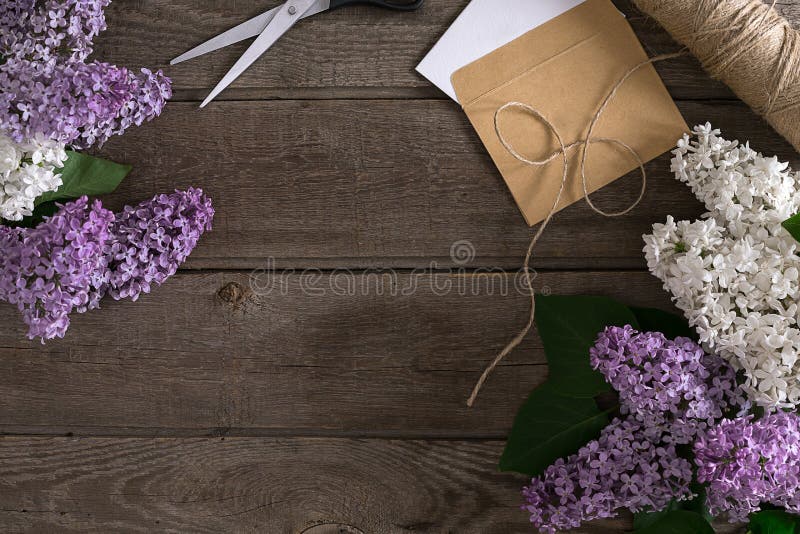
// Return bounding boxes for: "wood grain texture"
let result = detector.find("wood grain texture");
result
[0,271,671,436]
[92,0,796,101]
[0,437,747,533]
[93,100,799,270]
[6,0,796,531]
[0,436,642,533]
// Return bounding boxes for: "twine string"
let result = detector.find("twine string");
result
[466,52,684,408]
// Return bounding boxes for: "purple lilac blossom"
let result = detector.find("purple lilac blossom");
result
[522,418,693,534]
[0,189,213,341]
[522,326,746,533]
[0,197,113,340]
[0,0,109,63]
[590,325,746,444]
[100,188,215,301]
[695,412,800,522]
[0,0,172,148]
[0,58,171,149]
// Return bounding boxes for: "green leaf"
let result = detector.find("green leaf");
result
[782,213,800,244]
[498,382,609,476]
[630,307,698,341]
[749,510,800,534]
[684,484,713,522]
[535,295,639,397]
[635,510,714,533]
[634,501,684,530]
[36,150,131,205]
[634,491,711,531]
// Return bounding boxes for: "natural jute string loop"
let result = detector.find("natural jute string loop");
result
[632,0,800,150]
[466,52,684,408]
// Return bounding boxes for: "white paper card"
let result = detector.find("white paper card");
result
[416,0,586,102]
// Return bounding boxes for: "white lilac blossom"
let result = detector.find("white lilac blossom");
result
[0,132,67,221]
[643,124,800,409]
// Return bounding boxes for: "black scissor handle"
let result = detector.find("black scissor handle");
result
[329,0,424,11]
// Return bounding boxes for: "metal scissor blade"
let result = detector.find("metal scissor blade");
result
[171,8,280,65]
[171,0,330,65]
[200,0,319,108]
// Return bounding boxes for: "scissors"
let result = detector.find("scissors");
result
[172,0,425,108]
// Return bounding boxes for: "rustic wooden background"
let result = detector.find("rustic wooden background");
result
[1,0,797,532]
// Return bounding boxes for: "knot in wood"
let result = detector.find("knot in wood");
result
[217,281,248,308]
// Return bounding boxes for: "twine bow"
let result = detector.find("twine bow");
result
[466,52,685,407]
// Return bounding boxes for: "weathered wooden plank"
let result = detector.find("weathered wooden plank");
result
[0,271,672,435]
[0,437,748,533]
[94,100,797,270]
[0,436,633,533]
[94,0,799,101]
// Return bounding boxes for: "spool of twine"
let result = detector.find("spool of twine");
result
[632,0,800,152]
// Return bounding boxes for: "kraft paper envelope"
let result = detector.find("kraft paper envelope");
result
[451,0,688,226]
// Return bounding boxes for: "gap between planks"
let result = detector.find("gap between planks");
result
[168,87,749,103]
[0,426,515,440]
